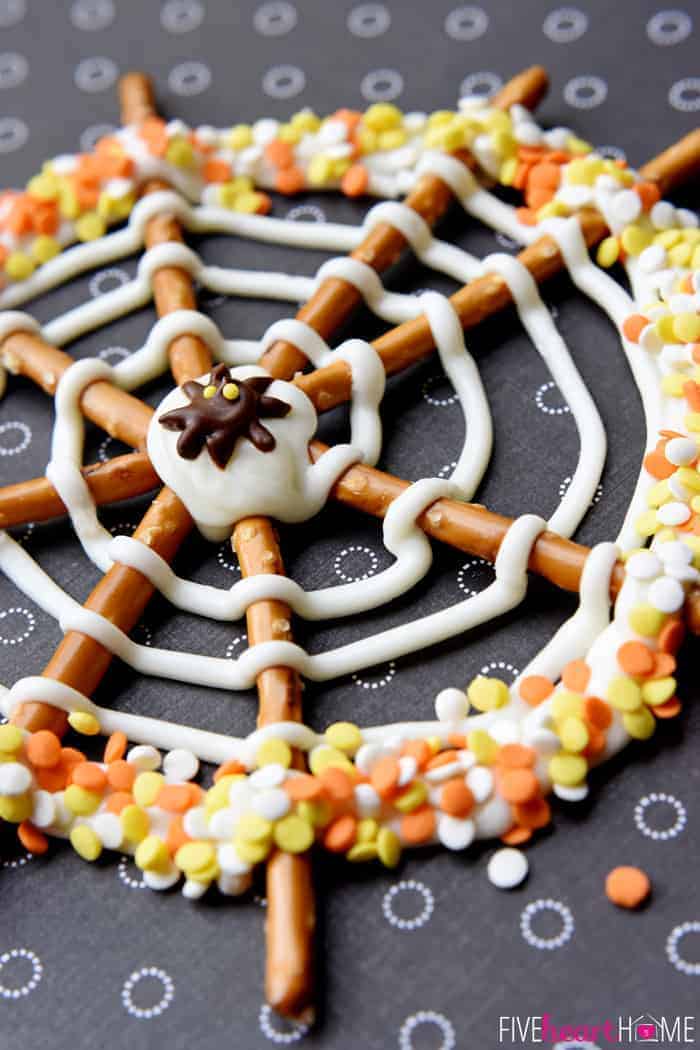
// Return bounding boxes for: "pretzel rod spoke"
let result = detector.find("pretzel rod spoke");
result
[0,452,158,529]
[260,66,549,380]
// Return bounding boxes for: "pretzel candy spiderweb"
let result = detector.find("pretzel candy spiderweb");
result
[0,68,699,1021]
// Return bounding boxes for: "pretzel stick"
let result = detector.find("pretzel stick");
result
[260,66,548,379]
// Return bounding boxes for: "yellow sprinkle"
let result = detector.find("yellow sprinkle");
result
[273,814,314,853]
[203,384,217,399]
[357,818,379,843]
[655,314,680,343]
[297,799,332,828]
[256,737,292,769]
[347,841,379,862]
[205,777,240,816]
[222,382,239,401]
[647,481,671,508]
[500,156,518,186]
[550,691,584,721]
[655,228,682,249]
[0,794,32,823]
[307,154,335,187]
[0,725,23,755]
[308,746,353,775]
[57,182,80,220]
[378,128,407,151]
[655,527,677,544]
[364,103,402,131]
[165,136,195,168]
[629,603,666,637]
[607,676,643,712]
[467,675,510,712]
[692,244,700,270]
[120,803,150,844]
[641,677,676,706]
[5,251,35,281]
[424,123,464,152]
[237,813,273,844]
[31,235,61,264]
[67,710,100,736]
[620,224,652,256]
[467,728,498,764]
[290,109,320,133]
[685,412,700,433]
[537,200,569,220]
[64,784,102,816]
[566,135,592,155]
[135,835,170,872]
[234,838,270,864]
[622,706,656,740]
[677,467,700,492]
[27,172,60,199]
[635,510,660,537]
[661,373,687,397]
[377,827,402,868]
[692,495,700,514]
[133,771,164,808]
[426,736,442,755]
[324,722,362,754]
[596,236,620,268]
[356,127,378,154]
[394,781,427,814]
[427,109,455,128]
[227,124,253,149]
[559,716,589,752]
[70,825,103,862]
[484,110,511,134]
[232,190,267,214]
[548,752,588,787]
[668,242,692,268]
[277,122,302,144]
[674,313,700,343]
[75,212,106,242]
[175,841,217,877]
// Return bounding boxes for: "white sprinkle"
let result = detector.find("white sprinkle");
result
[553,782,589,802]
[488,719,519,745]
[217,871,252,896]
[249,763,286,790]
[666,438,698,467]
[487,847,529,889]
[434,687,468,722]
[182,878,208,899]
[657,540,694,566]
[144,865,180,891]
[678,208,699,229]
[354,782,381,817]
[667,474,690,501]
[217,843,252,877]
[208,806,238,839]
[648,575,685,613]
[0,762,31,795]
[466,766,493,803]
[397,755,418,786]
[425,760,463,783]
[30,789,56,828]
[557,184,593,209]
[437,814,475,851]
[657,502,691,526]
[638,243,667,274]
[126,744,161,771]
[354,743,387,775]
[251,788,290,822]
[610,189,641,224]
[182,805,209,840]
[626,550,662,580]
[162,748,199,783]
[638,323,663,353]
[91,811,123,849]
[650,200,676,229]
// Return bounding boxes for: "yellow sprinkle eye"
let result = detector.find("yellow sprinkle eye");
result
[203,385,217,399]
[222,382,240,401]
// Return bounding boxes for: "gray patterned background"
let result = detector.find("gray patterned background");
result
[0,1,699,1047]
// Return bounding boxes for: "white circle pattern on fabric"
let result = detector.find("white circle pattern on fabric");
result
[0,52,27,89]
[535,380,570,415]
[0,0,24,27]
[118,856,147,890]
[70,0,115,31]
[360,68,404,103]
[333,545,379,583]
[160,0,205,33]
[262,64,306,100]
[559,475,603,505]
[382,880,435,930]
[669,78,700,112]
[444,5,488,41]
[74,56,118,93]
[89,267,130,298]
[168,61,212,96]
[80,123,117,151]
[520,899,575,950]
[347,3,390,37]
[352,661,396,689]
[542,7,588,43]
[399,1012,456,1050]
[286,204,325,223]
[217,543,242,575]
[1,850,32,870]
[258,1002,310,1043]
[563,75,608,109]
[647,9,693,45]
[253,2,298,36]
[459,71,503,99]
[479,659,519,679]
[0,116,27,153]
[422,373,458,407]
[0,607,36,645]
[225,634,248,659]
[597,144,626,162]
[121,967,175,1018]
[97,346,131,366]
[666,922,700,976]
[457,556,492,596]
[0,420,31,455]
[634,792,687,840]
[0,949,43,999]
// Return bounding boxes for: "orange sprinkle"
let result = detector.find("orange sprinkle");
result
[331,108,363,134]
[284,774,324,802]
[400,804,436,845]
[107,759,137,792]
[323,814,357,853]
[517,145,547,162]
[527,161,561,191]
[35,766,69,792]
[684,379,700,411]
[634,181,661,212]
[440,778,474,818]
[255,193,272,215]
[650,651,676,678]
[319,766,354,804]
[201,157,232,183]
[265,139,295,169]
[658,618,685,654]
[214,759,246,781]
[105,790,133,814]
[561,659,590,693]
[166,814,190,856]
[515,206,537,226]
[447,733,467,749]
[513,797,551,830]
[622,314,650,344]
[138,116,168,157]
[496,744,536,770]
[524,187,553,211]
[617,640,655,676]
[401,739,431,769]
[498,768,540,804]
[25,730,62,769]
[605,865,651,909]
[32,199,59,235]
[370,755,401,798]
[71,761,108,793]
[156,784,193,812]
[275,167,306,195]
[651,697,682,719]
[60,747,86,768]
[501,825,533,846]
[583,696,613,731]
[512,163,532,191]
[643,448,676,480]
[18,821,49,855]
[519,675,554,706]
[103,731,127,764]
[583,725,607,760]
[425,749,459,771]
[690,341,700,364]
[185,783,204,806]
[341,163,369,198]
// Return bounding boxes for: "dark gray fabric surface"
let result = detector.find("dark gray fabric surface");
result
[0,1,699,1047]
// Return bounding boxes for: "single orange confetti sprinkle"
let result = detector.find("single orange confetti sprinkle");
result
[605,866,651,909]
